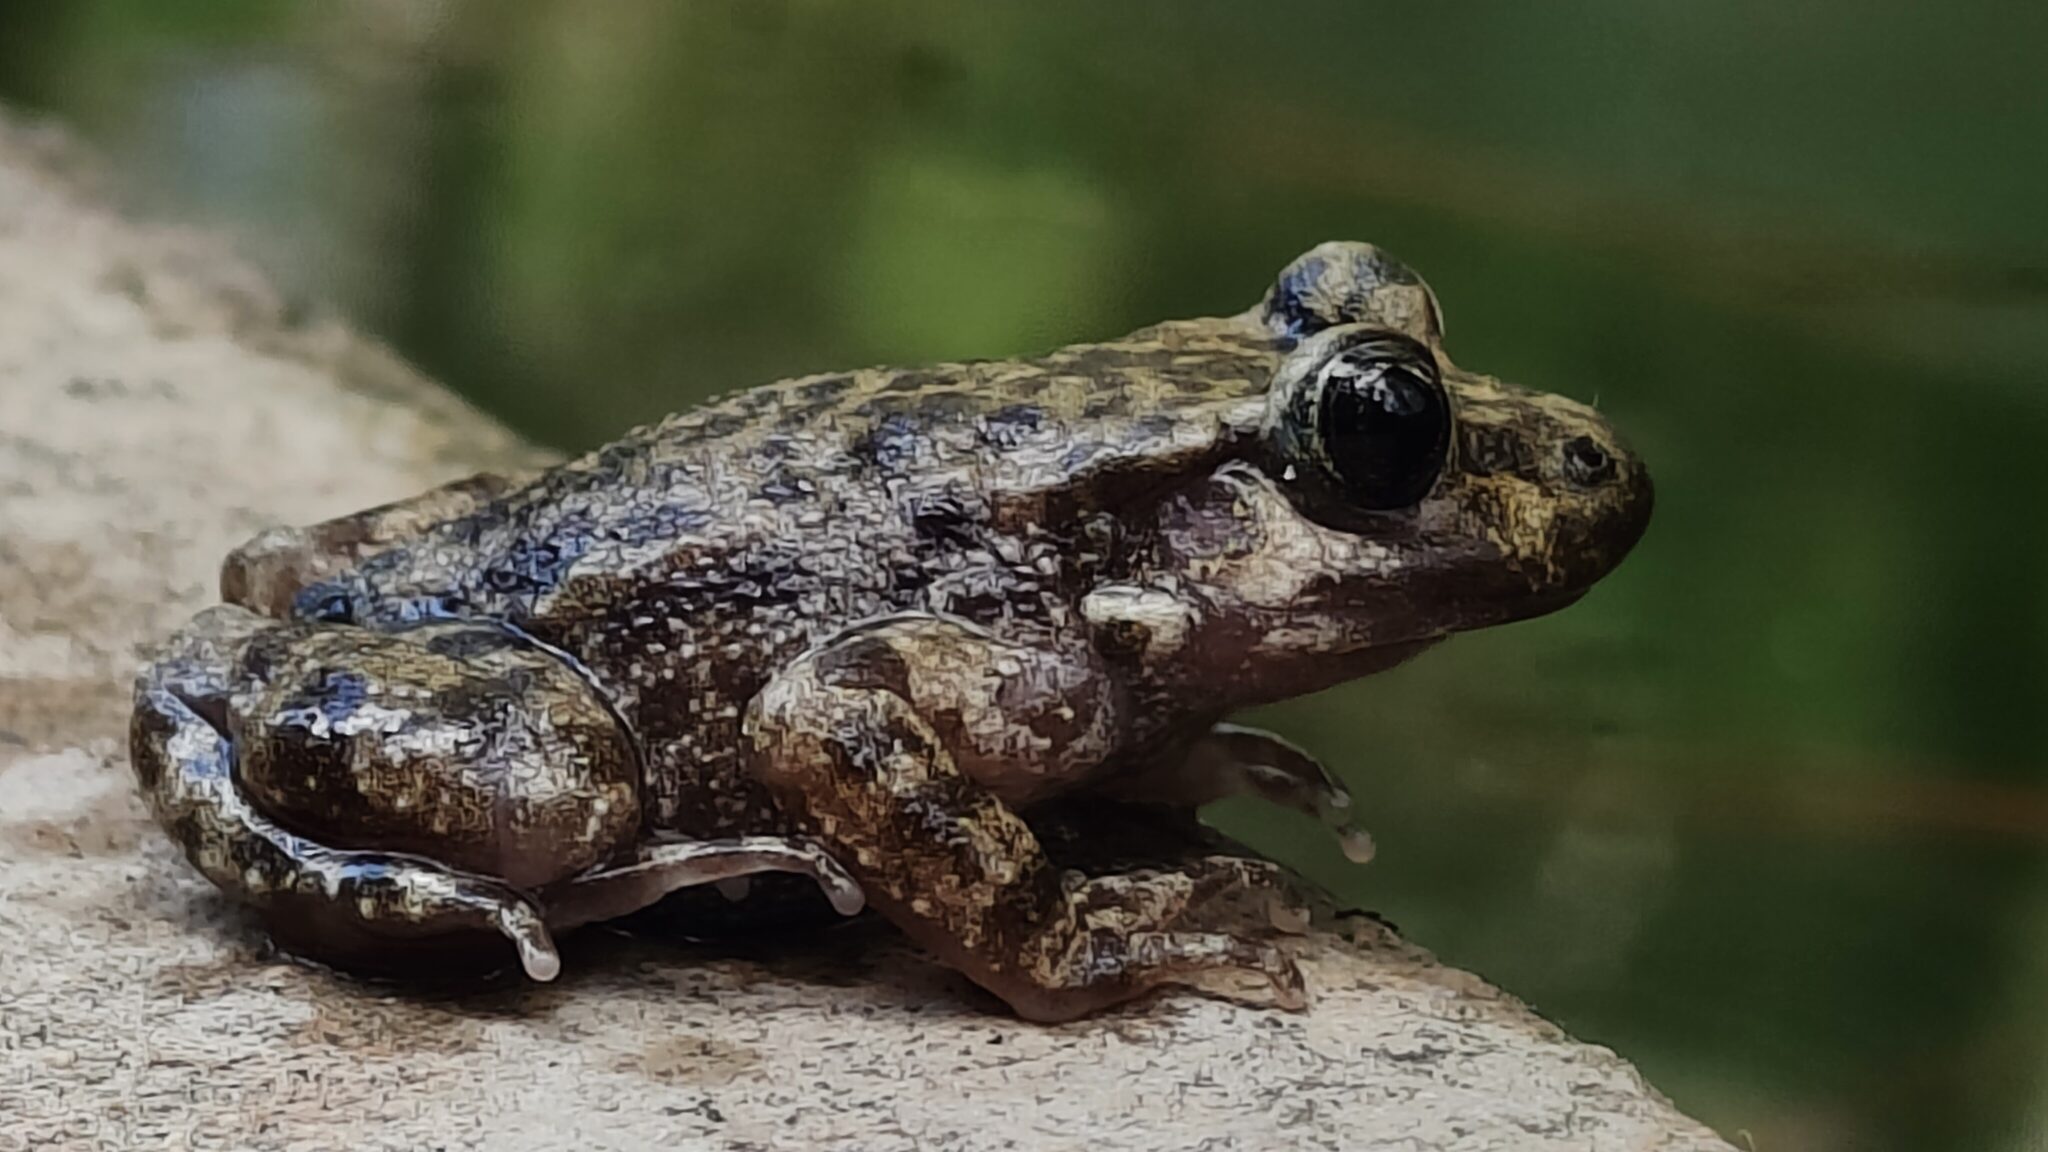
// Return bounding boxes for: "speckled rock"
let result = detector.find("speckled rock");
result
[0,107,1735,1152]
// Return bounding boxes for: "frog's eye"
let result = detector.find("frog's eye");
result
[1262,241,1444,346]
[1310,333,1451,511]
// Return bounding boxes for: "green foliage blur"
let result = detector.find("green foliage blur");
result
[5,3,2046,1149]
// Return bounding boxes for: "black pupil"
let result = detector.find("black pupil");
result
[1316,345,1450,510]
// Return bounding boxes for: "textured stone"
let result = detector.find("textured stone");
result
[0,107,1734,1152]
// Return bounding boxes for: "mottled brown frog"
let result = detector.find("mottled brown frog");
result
[130,242,1651,1021]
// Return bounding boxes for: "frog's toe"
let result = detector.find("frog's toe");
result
[1118,920,1308,1012]
[799,848,867,916]
[495,902,562,981]
[1177,937,1307,1012]
[1174,855,1316,936]
[1337,825,1376,864]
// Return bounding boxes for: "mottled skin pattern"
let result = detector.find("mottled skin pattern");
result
[130,242,1652,1020]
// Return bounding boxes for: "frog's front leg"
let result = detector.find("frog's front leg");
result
[1100,723,1377,864]
[743,614,1307,1022]
[130,612,563,979]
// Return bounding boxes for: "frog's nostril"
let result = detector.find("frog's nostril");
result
[1561,435,1616,487]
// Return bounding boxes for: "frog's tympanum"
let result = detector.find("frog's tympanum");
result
[131,243,1651,1021]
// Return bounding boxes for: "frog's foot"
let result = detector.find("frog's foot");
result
[542,837,864,931]
[1047,868,1308,1014]
[1027,801,1316,935]
[1167,854,1317,936]
[745,614,1307,1022]
[129,611,562,981]
[1103,723,1376,864]
[221,470,526,616]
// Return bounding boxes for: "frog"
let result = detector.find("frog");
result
[129,241,1652,1022]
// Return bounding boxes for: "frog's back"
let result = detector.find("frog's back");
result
[409,316,1280,629]
[610,314,1281,486]
[336,315,1279,836]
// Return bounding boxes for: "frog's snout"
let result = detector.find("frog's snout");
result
[1425,375,1654,607]
[1597,436,1654,555]
[1531,407,1654,593]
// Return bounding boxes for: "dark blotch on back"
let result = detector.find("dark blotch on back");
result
[288,668,373,729]
[884,370,951,395]
[757,466,814,505]
[291,580,360,624]
[979,404,1048,451]
[699,410,752,439]
[816,631,915,700]
[483,535,582,597]
[1134,412,1178,440]
[1080,389,1131,421]
[794,374,855,406]
[421,625,522,662]
[434,668,530,727]
[850,414,930,477]
[1060,441,1110,472]
[907,488,984,548]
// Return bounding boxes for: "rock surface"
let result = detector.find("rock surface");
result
[0,108,1735,1152]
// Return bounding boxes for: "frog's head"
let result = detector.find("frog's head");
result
[1134,243,1653,702]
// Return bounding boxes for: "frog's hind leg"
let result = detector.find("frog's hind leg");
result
[743,614,1308,1022]
[543,837,865,930]
[222,470,529,616]
[129,606,563,979]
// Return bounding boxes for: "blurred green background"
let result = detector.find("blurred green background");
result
[5,2,2046,1148]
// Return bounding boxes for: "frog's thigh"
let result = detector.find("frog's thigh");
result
[543,836,865,931]
[743,614,1307,1021]
[129,608,561,979]
[222,470,526,615]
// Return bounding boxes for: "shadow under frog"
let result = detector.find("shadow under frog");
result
[129,241,1652,1023]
